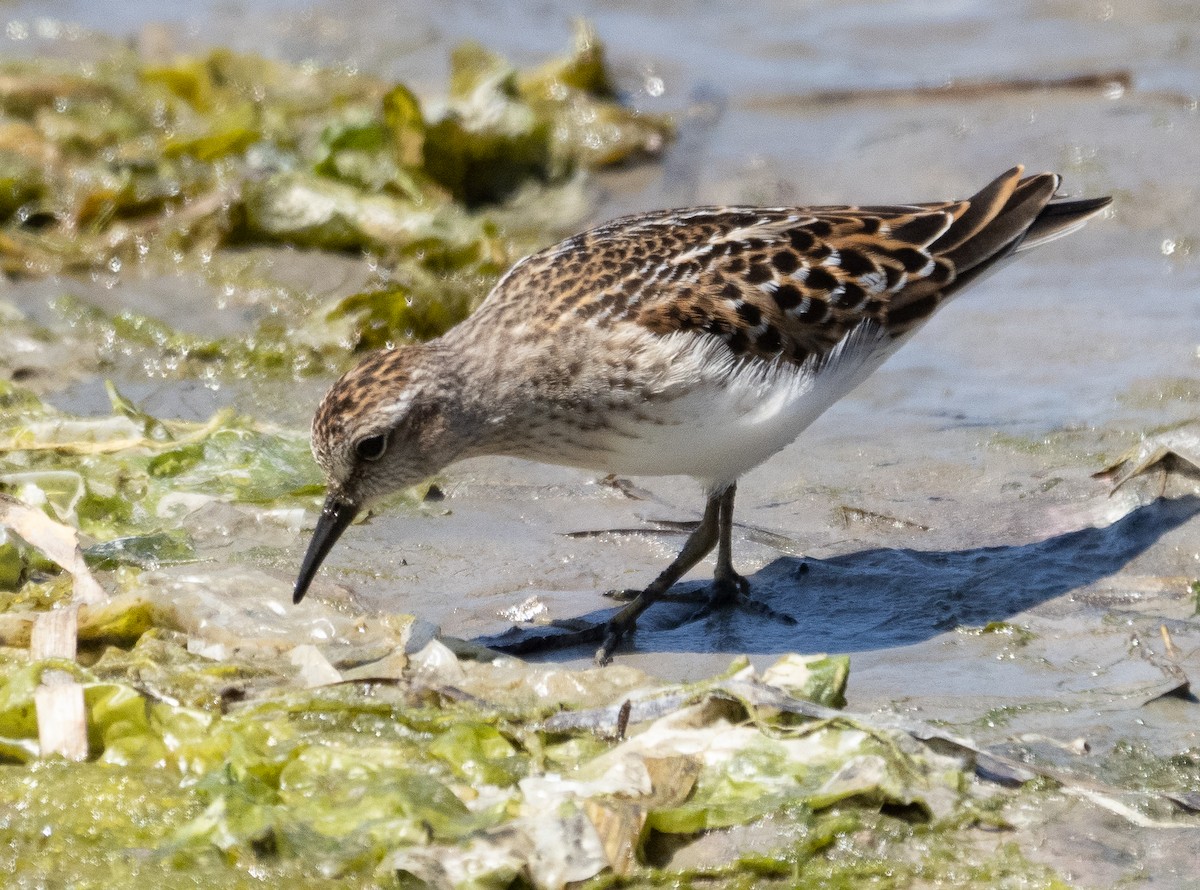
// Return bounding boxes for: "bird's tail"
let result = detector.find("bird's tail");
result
[1017,189,1113,252]
[931,166,1111,295]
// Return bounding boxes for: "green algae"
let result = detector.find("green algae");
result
[0,505,1052,890]
[1,23,671,389]
[0,625,1065,887]
[585,811,1070,890]
[1116,376,1200,411]
[1097,740,1200,794]
[0,379,319,547]
[959,621,1036,646]
[0,600,1000,888]
[424,24,667,208]
[52,292,338,380]
[0,534,21,590]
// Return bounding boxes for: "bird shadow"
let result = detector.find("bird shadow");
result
[476,494,1200,659]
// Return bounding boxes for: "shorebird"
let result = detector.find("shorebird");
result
[292,166,1110,663]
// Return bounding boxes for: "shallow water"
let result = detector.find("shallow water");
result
[5,0,1200,884]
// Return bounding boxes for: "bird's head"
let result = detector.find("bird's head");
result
[293,344,459,603]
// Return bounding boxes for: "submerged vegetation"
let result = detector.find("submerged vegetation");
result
[0,378,319,590]
[0,21,669,266]
[0,22,672,373]
[0,623,1067,888]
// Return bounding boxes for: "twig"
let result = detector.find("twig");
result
[744,70,1133,112]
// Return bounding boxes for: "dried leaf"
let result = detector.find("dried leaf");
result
[0,494,106,604]
[1095,424,1200,492]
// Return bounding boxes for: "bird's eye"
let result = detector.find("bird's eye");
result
[355,434,388,461]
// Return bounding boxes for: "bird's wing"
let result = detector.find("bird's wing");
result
[483,166,1109,367]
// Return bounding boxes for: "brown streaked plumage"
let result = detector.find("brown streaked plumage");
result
[294,166,1111,664]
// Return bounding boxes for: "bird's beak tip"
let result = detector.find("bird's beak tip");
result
[293,494,358,605]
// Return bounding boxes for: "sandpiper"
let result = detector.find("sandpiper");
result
[293,166,1109,663]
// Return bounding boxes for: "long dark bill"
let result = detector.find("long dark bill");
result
[293,495,358,604]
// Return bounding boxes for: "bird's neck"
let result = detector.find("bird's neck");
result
[410,335,509,463]
[425,325,547,462]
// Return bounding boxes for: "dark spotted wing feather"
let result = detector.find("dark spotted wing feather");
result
[483,166,1109,367]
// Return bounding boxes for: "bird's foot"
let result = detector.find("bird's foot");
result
[647,570,796,632]
[686,570,798,626]
[708,569,750,606]
[595,574,733,664]
[595,595,647,666]
[484,618,607,657]
[594,572,795,665]
[603,587,708,604]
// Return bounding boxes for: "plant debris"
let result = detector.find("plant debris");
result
[1,22,672,374]
[1094,422,1200,494]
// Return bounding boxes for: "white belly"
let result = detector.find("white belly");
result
[538,325,899,489]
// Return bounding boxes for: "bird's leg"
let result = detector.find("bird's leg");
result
[596,488,724,665]
[700,486,796,628]
[688,484,798,625]
[604,484,743,605]
[709,483,749,605]
[495,483,792,663]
